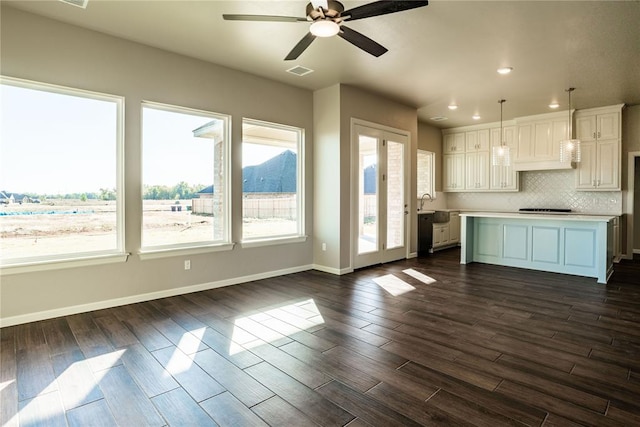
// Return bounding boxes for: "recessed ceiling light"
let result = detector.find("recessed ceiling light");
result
[548,102,560,109]
[497,67,513,75]
[472,114,481,120]
[448,104,458,110]
[430,116,448,122]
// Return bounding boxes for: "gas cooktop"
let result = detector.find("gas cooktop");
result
[519,208,572,213]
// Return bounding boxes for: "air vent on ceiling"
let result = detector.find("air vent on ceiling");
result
[430,116,448,122]
[286,66,314,77]
[59,0,88,9]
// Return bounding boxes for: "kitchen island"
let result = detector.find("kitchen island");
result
[460,212,615,284]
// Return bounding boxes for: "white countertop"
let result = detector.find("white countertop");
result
[460,211,616,222]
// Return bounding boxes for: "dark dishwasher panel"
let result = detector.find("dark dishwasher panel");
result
[418,213,434,255]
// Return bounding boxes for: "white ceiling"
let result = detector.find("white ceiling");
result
[4,0,640,128]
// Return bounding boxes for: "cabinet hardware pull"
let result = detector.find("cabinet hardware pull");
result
[598,131,601,138]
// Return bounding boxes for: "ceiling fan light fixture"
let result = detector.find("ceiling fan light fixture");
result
[310,20,340,37]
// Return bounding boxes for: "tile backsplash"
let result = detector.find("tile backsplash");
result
[446,170,622,215]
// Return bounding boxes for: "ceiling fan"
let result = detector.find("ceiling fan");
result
[223,0,429,60]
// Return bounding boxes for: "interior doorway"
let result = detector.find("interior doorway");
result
[626,151,640,258]
[352,121,409,269]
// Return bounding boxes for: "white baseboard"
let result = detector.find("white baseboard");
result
[311,264,353,275]
[408,252,418,259]
[0,264,314,327]
[634,249,640,255]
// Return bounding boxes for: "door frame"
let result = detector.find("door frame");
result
[625,151,640,258]
[350,118,410,270]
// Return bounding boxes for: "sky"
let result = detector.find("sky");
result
[1,83,117,194]
[1,83,288,195]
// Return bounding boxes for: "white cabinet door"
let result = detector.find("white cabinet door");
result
[444,133,465,153]
[576,141,597,188]
[465,151,490,190]
[433,223,450,248]
[533,121,553,159]
[516,123,534,161]
[449,212,460,243]
[596,139,619,189]
[443,153,465,191]
[490,125,518,191]
[575,107,621,191]
[597,112,619,140]
[466,129,490,152]
[576,115,597,141]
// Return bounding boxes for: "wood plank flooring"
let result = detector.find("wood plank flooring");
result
[2,249,640,426]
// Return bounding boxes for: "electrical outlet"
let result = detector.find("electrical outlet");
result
[322,243,327,251]
[184,260,191,270]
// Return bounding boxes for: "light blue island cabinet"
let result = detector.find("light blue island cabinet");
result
[460,212,615,284]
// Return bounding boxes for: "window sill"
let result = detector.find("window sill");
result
[240,235,307,249]
[0,252,130,276]
[138,242,235,260]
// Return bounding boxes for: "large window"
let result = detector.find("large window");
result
[242,119,304,241]
[0,77,124,266]
[141,103,230,250]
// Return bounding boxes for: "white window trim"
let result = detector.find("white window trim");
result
[0,76,126,269]
[0,252,130,276]
[240,235,307,249]
[241,118,305,243]
[140,101,232,251]
[138,242,235,260]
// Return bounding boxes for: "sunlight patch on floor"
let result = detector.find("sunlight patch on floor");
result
[373,274,416,296]
[403,268,437,284]
[229,299,324,355]
[10,349,125,426]
[164,328,206,375]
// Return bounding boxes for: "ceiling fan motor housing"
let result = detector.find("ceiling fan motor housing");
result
[306,1,345,21]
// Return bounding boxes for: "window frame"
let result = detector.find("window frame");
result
[240,118,306,246]
[0,76,127,273]
[138,101,232,257]
[417,149,436,200]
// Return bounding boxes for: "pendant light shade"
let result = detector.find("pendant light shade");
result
[492,99,510,167]
[559,88,581,163]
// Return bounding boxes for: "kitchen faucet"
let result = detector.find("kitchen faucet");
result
[419,193,433,211]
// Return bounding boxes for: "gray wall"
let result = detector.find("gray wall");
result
[0,7,314,323]
[418,121,443,193]
[622,105,640,256]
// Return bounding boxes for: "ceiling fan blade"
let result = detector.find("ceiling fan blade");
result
[311,0,329,10]
[342,0,429,22]
[338,25,388,57]
[285,32,317,60]
[223,14,308,23]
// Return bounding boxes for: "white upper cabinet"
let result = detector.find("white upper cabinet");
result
[490,125,519,191]
[465,129,490,152]
[465,151,490,190]
[513,111,570,171]
[575,105,623,191]
[444,133,465,153]
[443,153,465,192]
[576,112,619,142]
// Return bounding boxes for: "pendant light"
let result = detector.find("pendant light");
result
[559,87,581,163]
[492,99,510,167]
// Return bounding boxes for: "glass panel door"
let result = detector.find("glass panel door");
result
[386,140,404,250]
[357,134,378,255]
[353,123,408,269]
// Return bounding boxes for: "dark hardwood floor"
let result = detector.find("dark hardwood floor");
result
[2,249,640,426]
